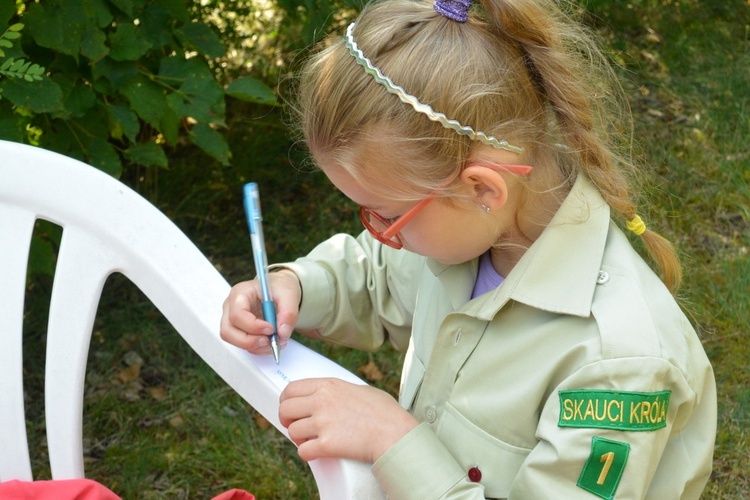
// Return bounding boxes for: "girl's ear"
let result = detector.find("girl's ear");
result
[460,164,509,211]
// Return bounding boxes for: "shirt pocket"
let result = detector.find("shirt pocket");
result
[437,402,532,499]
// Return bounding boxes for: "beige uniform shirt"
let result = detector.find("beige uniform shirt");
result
[284,175,716,499]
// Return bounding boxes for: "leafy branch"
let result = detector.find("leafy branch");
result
[0,23,22,58]
[0,57,45,82]
[0,0,281,174]
[0,23,45,99]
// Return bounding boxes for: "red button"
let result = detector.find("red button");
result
[468,466,482,482]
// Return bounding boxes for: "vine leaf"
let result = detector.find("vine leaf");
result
[0,77,62,112]
[121,75,167,128]
[124,141,168,169]
[189,122,230,166]
[175,22,225,59]
[225,76,278,106]
[108,22,152,62]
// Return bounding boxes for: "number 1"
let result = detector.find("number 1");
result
[597,452,615,485]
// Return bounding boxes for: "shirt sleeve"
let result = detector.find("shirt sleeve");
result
[508,356,715,499]
[373,354,713,500]
[275,231,423,352]
[372,423,485,499]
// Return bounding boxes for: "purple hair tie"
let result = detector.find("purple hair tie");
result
[434,0,472,22]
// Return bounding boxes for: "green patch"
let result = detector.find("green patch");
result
[578,437,630,500]
[559,389,671,431]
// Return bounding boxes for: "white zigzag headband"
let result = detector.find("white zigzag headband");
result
[344,22,524,154]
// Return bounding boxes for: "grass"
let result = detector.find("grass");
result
[596,2,750,496]
[21,0,749,498]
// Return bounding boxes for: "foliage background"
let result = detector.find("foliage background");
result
[6,0,748,498]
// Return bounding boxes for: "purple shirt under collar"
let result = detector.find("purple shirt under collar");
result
[471,251,505,299]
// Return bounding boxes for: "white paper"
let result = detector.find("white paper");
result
[248,339,366,391]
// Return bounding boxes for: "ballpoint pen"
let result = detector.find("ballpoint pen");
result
[243,182,280,364]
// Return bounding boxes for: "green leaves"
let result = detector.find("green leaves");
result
[0,0,280,176]
[160,56,226,126]
[189,123,230,166]
[0,23,27,59]
[124,141,168,168]
[24,2,84,57]
[108,23,152,62]
[226,77,279,106]
[0,57,45,82]
[108,104,140,143]
[86,137,122,177]
[176,22,225,59]
[2,23,22,39]
[121,75,168,129]
[0,4,15,27]
[1,77,63,113]
[81,27,109,62]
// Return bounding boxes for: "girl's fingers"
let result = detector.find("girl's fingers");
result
[278,379,418,463]
[220,280,279,352]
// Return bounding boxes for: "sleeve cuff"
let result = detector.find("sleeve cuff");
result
[372,422,466,499]
[268,261,332,330]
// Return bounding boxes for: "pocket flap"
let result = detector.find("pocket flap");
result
[437,403,532,498]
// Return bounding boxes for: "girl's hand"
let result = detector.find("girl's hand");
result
[279,378,419,463]
[220,269,302,354]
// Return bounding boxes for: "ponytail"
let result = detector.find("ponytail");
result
[482,0,683,292]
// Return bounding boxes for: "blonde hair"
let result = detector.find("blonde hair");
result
[293,0,682,292]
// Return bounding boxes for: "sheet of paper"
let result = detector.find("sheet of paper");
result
[247,339,366,392]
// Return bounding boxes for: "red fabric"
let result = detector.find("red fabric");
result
[0,479,121,499]
[211,488,256,500]
[0,480,255,500]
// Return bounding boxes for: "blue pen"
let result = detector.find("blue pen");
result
[243,182,280,364]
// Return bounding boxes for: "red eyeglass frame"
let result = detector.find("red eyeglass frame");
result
[359,163,533,249]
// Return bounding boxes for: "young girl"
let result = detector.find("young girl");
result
[220,0,716,497]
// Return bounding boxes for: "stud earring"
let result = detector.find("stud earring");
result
[481,204,490,213]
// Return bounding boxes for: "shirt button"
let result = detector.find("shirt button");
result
[468,466,482,482]
[596,270,610,285]
[424,406,437,423]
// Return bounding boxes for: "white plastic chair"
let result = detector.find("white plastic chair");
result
[0,139,383,499]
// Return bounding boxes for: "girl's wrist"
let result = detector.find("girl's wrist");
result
[371,412,419,462]
[271,267,303,308]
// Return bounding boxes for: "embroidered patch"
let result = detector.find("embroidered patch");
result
[558,389,670,431]
[577,437,630,499]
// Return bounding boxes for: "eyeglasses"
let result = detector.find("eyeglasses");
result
[359,163,533,249]
[359,197,434,249]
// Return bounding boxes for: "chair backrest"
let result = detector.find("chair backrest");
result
[0,140,383,499]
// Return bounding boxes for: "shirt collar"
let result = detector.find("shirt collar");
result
[427,174,610,319]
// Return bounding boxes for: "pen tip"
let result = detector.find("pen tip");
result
[271,338,280,365]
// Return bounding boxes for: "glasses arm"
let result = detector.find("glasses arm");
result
[381,196,435,239]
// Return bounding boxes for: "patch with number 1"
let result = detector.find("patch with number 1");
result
[577,436,630,499]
